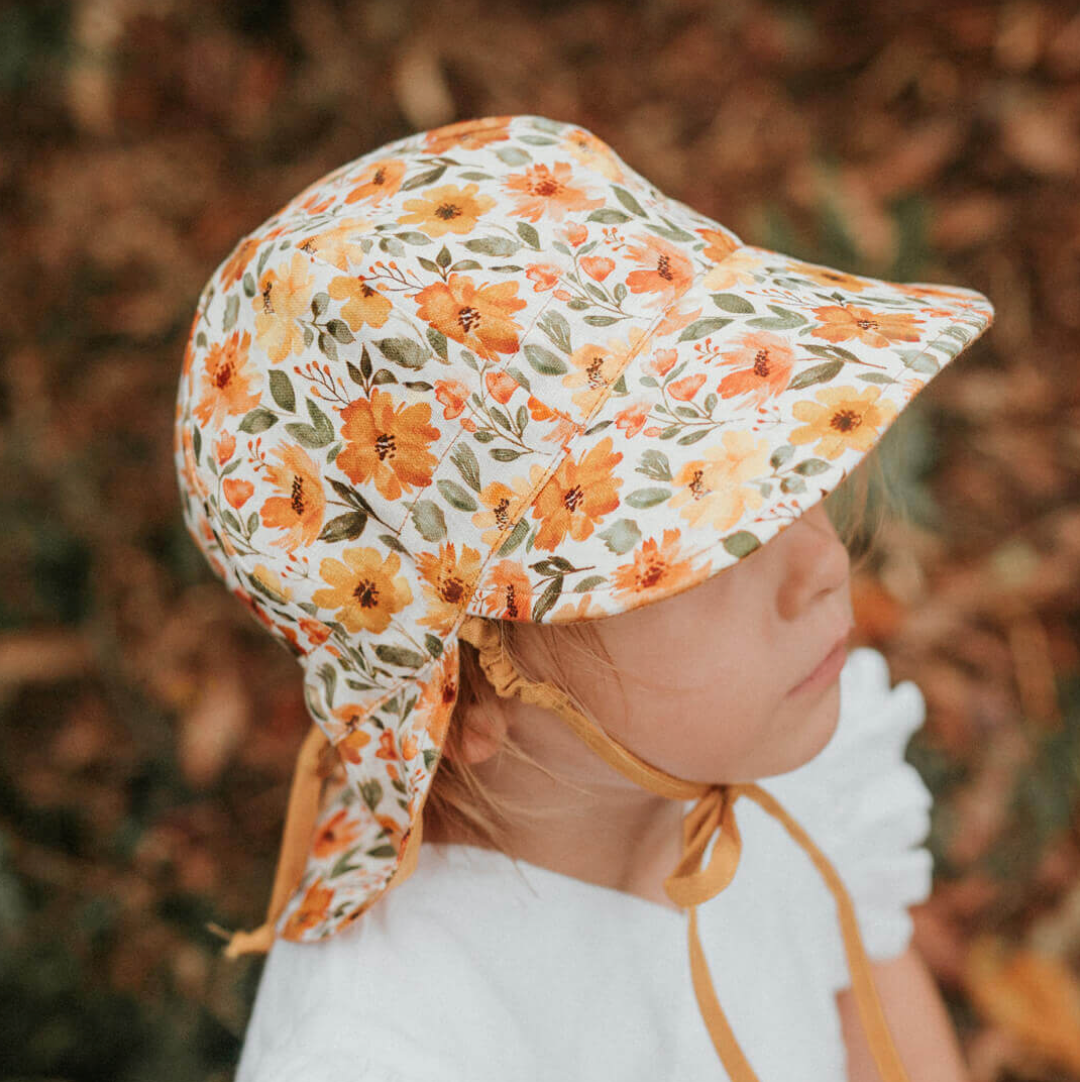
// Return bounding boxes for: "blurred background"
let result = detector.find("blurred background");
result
[2,1,1079,1079]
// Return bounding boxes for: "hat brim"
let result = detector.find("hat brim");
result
[464,241,993,626]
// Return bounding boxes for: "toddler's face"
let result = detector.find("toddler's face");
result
[548,499,856,784]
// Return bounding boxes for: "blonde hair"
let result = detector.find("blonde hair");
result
[422,445,899,854]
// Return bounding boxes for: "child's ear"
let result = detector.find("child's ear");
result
[456,701,508,765]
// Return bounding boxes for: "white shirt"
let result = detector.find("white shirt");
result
[234,647,934,1081]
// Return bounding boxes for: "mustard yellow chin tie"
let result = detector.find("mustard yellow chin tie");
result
[456,615,913,1082]
[213,614,911,1082]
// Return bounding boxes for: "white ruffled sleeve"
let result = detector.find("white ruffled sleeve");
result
[757,646,935,979]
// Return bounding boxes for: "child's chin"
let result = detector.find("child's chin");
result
[763,687,843,779]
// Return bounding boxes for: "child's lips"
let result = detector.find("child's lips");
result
[786,627,852,696]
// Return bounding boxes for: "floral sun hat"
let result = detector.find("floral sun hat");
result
[173,113,993,1070]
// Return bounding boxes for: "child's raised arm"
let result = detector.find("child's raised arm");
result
[838,944,969,1082]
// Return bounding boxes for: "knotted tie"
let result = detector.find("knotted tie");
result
[214,614,913,1081]
[456,615,913,1082]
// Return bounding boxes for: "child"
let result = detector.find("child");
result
[174,114,995,1080]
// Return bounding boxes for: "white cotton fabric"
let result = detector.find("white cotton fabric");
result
[233,646,934,1082]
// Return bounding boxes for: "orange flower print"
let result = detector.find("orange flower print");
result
[281,878,334,938]
[789,385,898,460]
[415,542,483,634]
[697,227,739,264]
[434,379,469,420]
[253,251,316,365]
[668,373,706,401]
[623,234,695,308]
[611,528,702,604]
[300,217,373,272]
[580,256,615,281]
[484,369,518,405]
[503,161,606,223]
[563,222,589,247]
[716,331,795,406]
[670,430,772,531]
[298,616,332,648]
[531,436,623,550]
[525,397,583,447]
[219,236,262,290]
[525,263,563,291]
[223,478,254,509]
[193,329,262,428]
[259,442,327,551]
[396,182,497,238]
[337,387,440,501]
[655,302,703,339]
[413,643,459,745]
[482,559,533,619]
[311,546,413,635]
[472,474,535,548]
[327,275,393,330]
[331,717,372,762]
[810,304,923,349]
[614,400,650,438]
[215,431,236,466]
[312,808,362,859]
[648,348,678,378]
[411,273,527,363]
[900,376,926,403]
[788,260,870,293]
[701,248,760,291]
[423,117,513,155]
[343,157,406,205]
[376,729,398,761]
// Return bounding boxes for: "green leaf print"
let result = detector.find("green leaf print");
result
[269,370,296,412]
[437,479,478,512]
[524,343,568,376]
[375,336,428,370]
[239,406,278,434]
[598,518,642,555]
[723,531,761,558]
[411,499,448,542]
[678,317,733,342]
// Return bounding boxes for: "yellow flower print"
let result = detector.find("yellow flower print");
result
[396,182,497,238]
[249,564,293,604]
[810,304,923,348]
[253,250,316,365]
[562,328,648,415]
[788,260,870,293]
[472,472,539,549]
[415,542,483,634]
[701,248,761,292]
[670,430,772,531]
[789,385,898,461]
[311,546,413,635]
[327,275,394,330]
[299,216,374,272]
[560,126,626,183]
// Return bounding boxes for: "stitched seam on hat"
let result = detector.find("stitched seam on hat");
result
[393,286,567,535]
